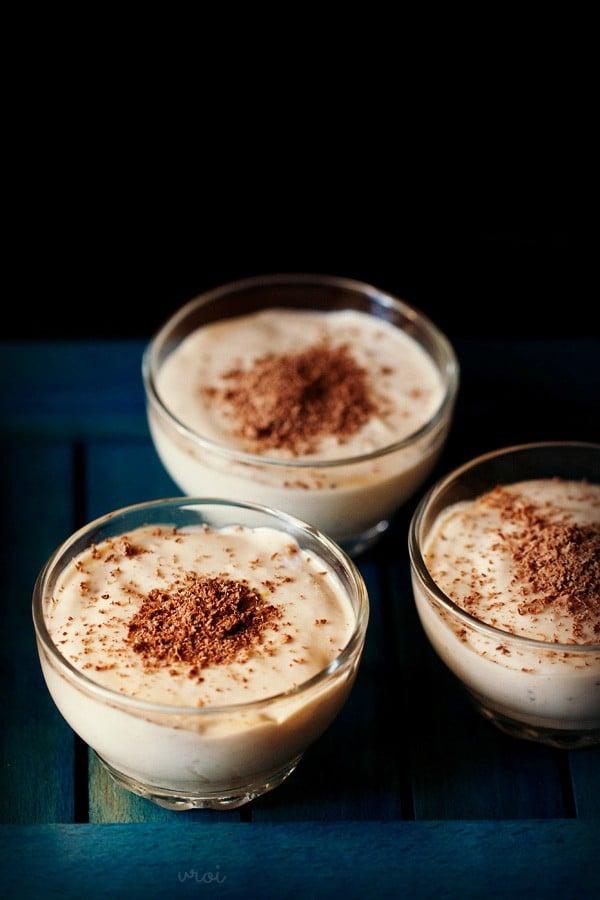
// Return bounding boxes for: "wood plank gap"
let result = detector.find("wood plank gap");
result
[559,753,577,819]
[379,559,416,821]
[73,736,90,823]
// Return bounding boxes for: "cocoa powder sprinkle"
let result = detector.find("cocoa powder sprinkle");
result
[210,342,378,455]
[486,485,600,639]
[127,573,282,668]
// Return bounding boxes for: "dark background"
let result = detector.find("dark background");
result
[8,224,593,342]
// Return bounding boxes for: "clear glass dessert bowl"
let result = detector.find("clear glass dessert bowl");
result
[33,497,369,810]
[408,441,600,749]
[142,273,459,557]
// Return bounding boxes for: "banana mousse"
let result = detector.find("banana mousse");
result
[424,478,600,644]
[414,476,600,737]
[44,522,356,705]
[156,308,444,461]
[146,307,455,552]
[38,516,366,802]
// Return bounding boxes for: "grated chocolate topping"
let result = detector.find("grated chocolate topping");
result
[486,484,600,640]
[127,573,282,668]
[208,342,378,455]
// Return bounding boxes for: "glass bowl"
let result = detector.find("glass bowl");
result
[408,441,600,749]
[142,273,459,557]
[33,497,369,810]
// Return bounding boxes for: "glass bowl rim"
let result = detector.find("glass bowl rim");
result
[141,272,460,470]
[408,440,600,653]
[32,495,370,716]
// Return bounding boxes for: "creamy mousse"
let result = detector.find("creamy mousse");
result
[413,477,600,734]
[38,521,364,797]
[423,478,600,644]
[156,308,444,460]
[44,522,355,706]
[147,308,453,549]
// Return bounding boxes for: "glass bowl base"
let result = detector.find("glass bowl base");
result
[96,753,303,810]
[471,698,600,749]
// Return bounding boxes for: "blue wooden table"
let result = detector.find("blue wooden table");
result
[1,337,599,899]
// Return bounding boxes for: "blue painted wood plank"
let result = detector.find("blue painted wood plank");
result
[85,438,181,517]
[0,340,149,438]
[446,337,600,460]
[0,442,77,823]
[2,821,599,899]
